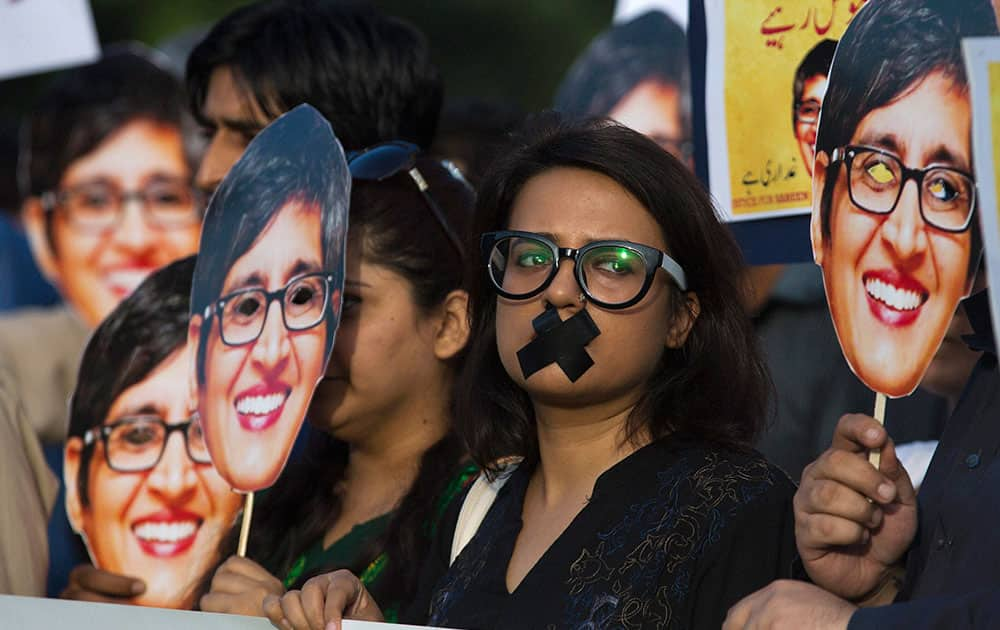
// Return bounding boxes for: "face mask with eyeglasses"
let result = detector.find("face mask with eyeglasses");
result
[206,272,335,346]
[830,145,977,233]
[41,177,204,233]
[481,231,689,309]
[83,415,210,473]
[204,141,469,342]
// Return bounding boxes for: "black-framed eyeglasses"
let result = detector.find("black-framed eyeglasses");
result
[347,141,466,256]
[83,415,210,473]
[206,272,334,346]
[481,230,688,310]
[830,145,977,233]
[41,177,204,234]
[795,99,822,125]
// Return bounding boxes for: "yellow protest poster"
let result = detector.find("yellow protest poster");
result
[705,0,867,221]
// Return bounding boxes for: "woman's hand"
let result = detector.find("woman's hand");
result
[60,564,145,603]
[200,556,285,616]
[263,570,384,630]
[723,580,856,630]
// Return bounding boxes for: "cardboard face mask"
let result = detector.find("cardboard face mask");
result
[63,258,242,609]
[188,105,350,492]
[810,1,981,398]
[65,346,242,609]
[555,9,693,169]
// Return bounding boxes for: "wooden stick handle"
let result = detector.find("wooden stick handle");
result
[237,491,255,558]
[868,392,887,470]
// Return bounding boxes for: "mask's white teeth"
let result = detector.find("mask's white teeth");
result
[865,278,923,311]
[235,391,287,416]
[133,520,198,543]
[104,269,152,292]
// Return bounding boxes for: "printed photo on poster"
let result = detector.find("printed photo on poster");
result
[554,9,694,170]
[965,36,1000,351]
[188,104,350,493]
[64,258,242,609]
[812,0,996,399]
[706,0,867,221]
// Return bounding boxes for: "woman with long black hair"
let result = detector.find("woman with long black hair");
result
[267,117,797,630]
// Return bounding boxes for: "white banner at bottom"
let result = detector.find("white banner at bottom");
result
[0,594,447,629]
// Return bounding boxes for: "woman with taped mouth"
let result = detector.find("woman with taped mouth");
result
[63,257,242,609]
[265,116,797,630]
[198,147,479,622]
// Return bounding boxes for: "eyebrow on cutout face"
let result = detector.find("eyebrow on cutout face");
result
[109,403,162,421]
[225,259,323,294]
[857,133,970,171]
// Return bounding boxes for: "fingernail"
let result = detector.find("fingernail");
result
[877,483,895,501]
[866,428,881,442]
[325,622,339,630]
[861,529,871,544]
[131,581,145,595]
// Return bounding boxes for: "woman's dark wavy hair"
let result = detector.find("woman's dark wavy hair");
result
[186,0,442,151]
[816,0,998,279]
[67,256,197,507]
[201,157,474,607]
[189,106,349,384]
[457,115,771,475]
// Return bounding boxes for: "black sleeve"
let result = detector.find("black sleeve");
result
[685,478,799,629]
[398,483,470,624]
[849,588,1000,630]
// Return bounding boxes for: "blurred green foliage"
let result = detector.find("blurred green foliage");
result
[0,0,613,122]
[375,0,613,109]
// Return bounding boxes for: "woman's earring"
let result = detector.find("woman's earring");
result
[578,292,587,304]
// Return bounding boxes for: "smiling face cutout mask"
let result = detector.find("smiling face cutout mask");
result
[63,258,243,609]
[809,0,984,399]
[188,104,350,492]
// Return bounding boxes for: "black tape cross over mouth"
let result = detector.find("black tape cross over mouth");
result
[516,305,601,382]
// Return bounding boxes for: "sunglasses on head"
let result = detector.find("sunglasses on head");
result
[347,141,466,256]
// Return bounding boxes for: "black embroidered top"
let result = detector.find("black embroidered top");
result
[403,433,797,629]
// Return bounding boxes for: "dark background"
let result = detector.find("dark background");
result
[0,0,615,121]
